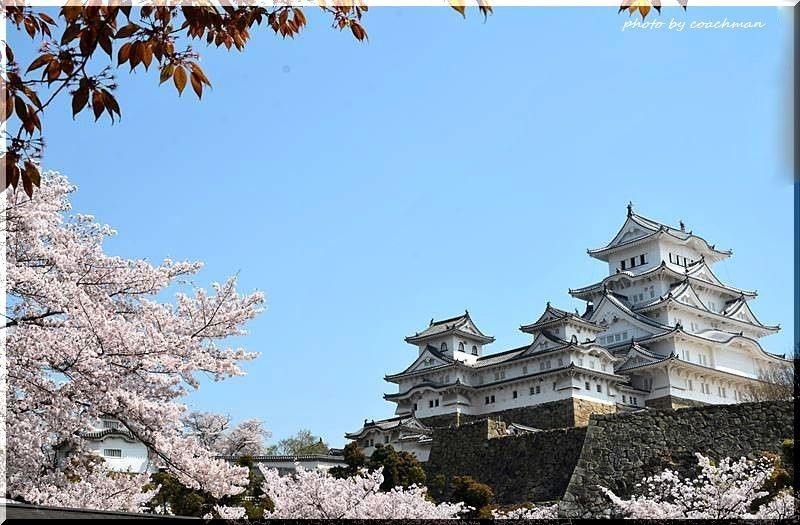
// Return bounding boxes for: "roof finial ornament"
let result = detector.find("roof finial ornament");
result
[429,318,434,326]
[546,301,551,307]
[627,201,633,217]
[675,320,683,330]
[465,309,469,316]
[679,220,685,232]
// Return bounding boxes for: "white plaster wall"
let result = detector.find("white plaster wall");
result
[85,436,155,473]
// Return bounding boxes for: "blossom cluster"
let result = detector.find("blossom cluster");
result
[601,452,796,519]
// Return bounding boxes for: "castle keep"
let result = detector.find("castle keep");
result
[346,205,791,460]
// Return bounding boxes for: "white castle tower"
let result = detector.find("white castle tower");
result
[569,203,787,409]
[345,205,792,459]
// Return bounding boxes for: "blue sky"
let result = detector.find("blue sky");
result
[11,7,793,448]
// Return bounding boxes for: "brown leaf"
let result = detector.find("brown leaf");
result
[118,42,131,65]
[24,160,40,188]
[142,43,153,70]
[14,96,26,120]
[38,12,56,25]
[26,53,54,73]
[7,162,20,189]
[190,71,203,99]
[92,90,105,121]
[173,66,187,95]
[115,22,140,39]
[22,168,33,197]
[159,64,175,85]
[101,89,121,119]
[61,23,81,45]
[449,0,466,18]
[98,34,113,58]
[72,86,89,117]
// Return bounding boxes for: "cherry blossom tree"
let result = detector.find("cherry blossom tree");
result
[183,411,270,457]
[600,453,797,519]
[259,465,467,519]
[2,172,264,509]
[492,504,559,519]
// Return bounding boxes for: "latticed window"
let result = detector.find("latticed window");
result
[103,449,122,457]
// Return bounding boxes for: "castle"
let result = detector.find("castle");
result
[346,205,791,461]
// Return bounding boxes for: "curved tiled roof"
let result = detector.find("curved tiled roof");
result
[587,209,731,261]
[405,311,494,344]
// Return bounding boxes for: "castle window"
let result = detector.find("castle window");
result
[458,342,465,352]
[577,358,584,366]
[589,360,595,369]
[530,387,535,395]
[413,403,418,411]
[472,345,478,355]
[429,400,434,408]
[103,449,122,458]
[552,382,557,391]
[601,363,607,372]
[478,375,484,385]
[596,384,602,393]
[536,385,541,394]
[545,360,551,370]
[632,397,638,405]
[435,399,440,407]
[385,436,390,443]
[523,366,528,374]
[622,395,627,403]
[512,390,518,399]
[687,380,692,391]
[102,419,121,430]
[630,257,636,268]
[558,358,563,367]
[621,260,627,270]
[485,396,490,404]
[640,254,646,265]
[584,382,590,390]
[441,342,448,352]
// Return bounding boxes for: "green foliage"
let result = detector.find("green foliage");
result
[450,475,494,518]
[143,461,272,518]
[275,429,329,456]
[330,443,426,491]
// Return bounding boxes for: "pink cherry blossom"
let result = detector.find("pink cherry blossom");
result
[601,453,795,519]
[260,465,467,519]
[3,173,263,509]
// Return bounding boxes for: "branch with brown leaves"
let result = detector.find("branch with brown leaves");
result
[619,0,688,20]
[1,2,491,199]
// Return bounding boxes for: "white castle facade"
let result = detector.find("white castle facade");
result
[346,205,791,461]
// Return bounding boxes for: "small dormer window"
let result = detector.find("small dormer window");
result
[441,342,448,352]
[472,345,478,355]
[621,260,626,270]
[458,342,465,352]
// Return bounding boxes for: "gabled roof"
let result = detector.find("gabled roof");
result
[345,414,430,440]
[609,325,790,364]
[79,428,138,442]
[635,287,779,336]
[519,302,603,334]
[588,290,673,333]
[569,259,756,301]
[722,296,779,331]
[405,311,495,345]
[385,344,455,381]
[615,342,669,372]
[587,205,732,262]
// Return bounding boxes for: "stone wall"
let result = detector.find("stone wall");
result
[422,400,794,515]
[646,395,707,410]
[560,400,795,518]
[420,398,615,431]
[425,419,587,504]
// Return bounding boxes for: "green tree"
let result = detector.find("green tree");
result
[143,455,272,518]
[274,429,329,456]
[330,443,426,491]
[329,442,367,479]
[450,475,494,519]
